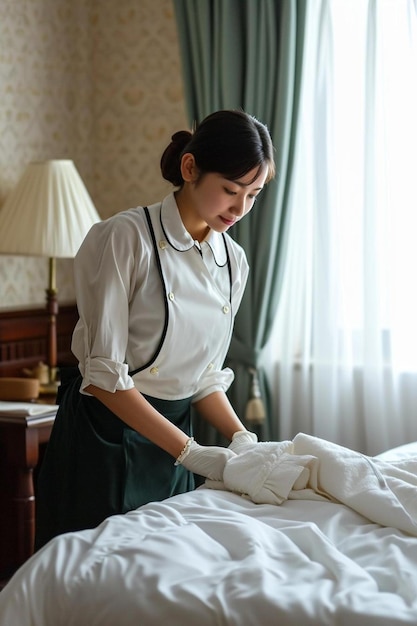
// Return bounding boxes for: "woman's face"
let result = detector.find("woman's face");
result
[178,154,268,236]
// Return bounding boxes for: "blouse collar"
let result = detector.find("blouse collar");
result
[159,193,228,267]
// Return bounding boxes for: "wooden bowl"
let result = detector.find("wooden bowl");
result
[0,377,40,401]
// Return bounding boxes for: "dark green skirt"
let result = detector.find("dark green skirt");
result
[35,372,194,550]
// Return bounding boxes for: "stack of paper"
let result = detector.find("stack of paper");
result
[0,401,58,422]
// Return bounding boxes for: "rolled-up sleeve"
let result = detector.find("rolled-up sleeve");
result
[192,366,235,403]
[72,217,138,394]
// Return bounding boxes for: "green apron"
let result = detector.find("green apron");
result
[35,371,193,550]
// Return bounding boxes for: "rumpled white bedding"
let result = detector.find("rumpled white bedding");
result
[215,433,417,536]
[1,440,417,626]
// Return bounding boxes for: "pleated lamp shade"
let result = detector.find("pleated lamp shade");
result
[0,159,101,258]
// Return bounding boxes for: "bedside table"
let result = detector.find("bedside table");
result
[0,410,56,579]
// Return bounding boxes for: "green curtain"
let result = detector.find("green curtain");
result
[173,0,306,441]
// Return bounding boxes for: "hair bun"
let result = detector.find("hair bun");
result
[171,130,192,149]
[160,130,192,186]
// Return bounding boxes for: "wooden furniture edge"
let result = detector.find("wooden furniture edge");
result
[0,303,78,377]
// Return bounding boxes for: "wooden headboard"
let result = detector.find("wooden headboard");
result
[0,303,78,377]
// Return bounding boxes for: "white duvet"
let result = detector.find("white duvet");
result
[1,441,417,626]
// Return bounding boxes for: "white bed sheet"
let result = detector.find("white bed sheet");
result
[1,477,417,626]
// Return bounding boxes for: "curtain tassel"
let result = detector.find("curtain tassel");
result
[245,367,266,424]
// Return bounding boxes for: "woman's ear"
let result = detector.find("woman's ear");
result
[180,153,198,183]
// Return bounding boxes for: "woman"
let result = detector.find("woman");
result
[35,109,276,549]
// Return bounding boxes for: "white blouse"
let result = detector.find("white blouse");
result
[71,193,249,402]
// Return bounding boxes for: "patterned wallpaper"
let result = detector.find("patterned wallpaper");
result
[0,0,188,310]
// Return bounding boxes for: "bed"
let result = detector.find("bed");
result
[1,436,417,625]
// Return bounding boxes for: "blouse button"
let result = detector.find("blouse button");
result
[168,292,175,301]
[207,362,214,370]
[222,305,230,314]
[150,366,159,375]
[159,240,167,249]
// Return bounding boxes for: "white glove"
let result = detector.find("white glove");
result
[177,440,236,481]
[228,430,258,454]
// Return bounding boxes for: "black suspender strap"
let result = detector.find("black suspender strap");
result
[128,206,169,376]
[221,233,233,304]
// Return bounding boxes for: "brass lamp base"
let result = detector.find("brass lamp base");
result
[39,365,60,397]
[39,381,60,397]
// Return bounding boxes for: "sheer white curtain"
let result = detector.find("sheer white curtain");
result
[267,0,417,455]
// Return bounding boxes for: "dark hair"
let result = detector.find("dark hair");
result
[160,110,275,187]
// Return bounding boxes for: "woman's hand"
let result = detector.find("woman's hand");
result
[177,440,236,481]
[228,430,258,454]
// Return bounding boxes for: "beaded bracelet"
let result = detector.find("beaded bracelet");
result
[174,437,194,466]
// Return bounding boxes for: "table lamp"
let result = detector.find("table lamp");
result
[0,159,101,391]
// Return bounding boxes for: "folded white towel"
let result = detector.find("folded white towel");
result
[221,440,318,505]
